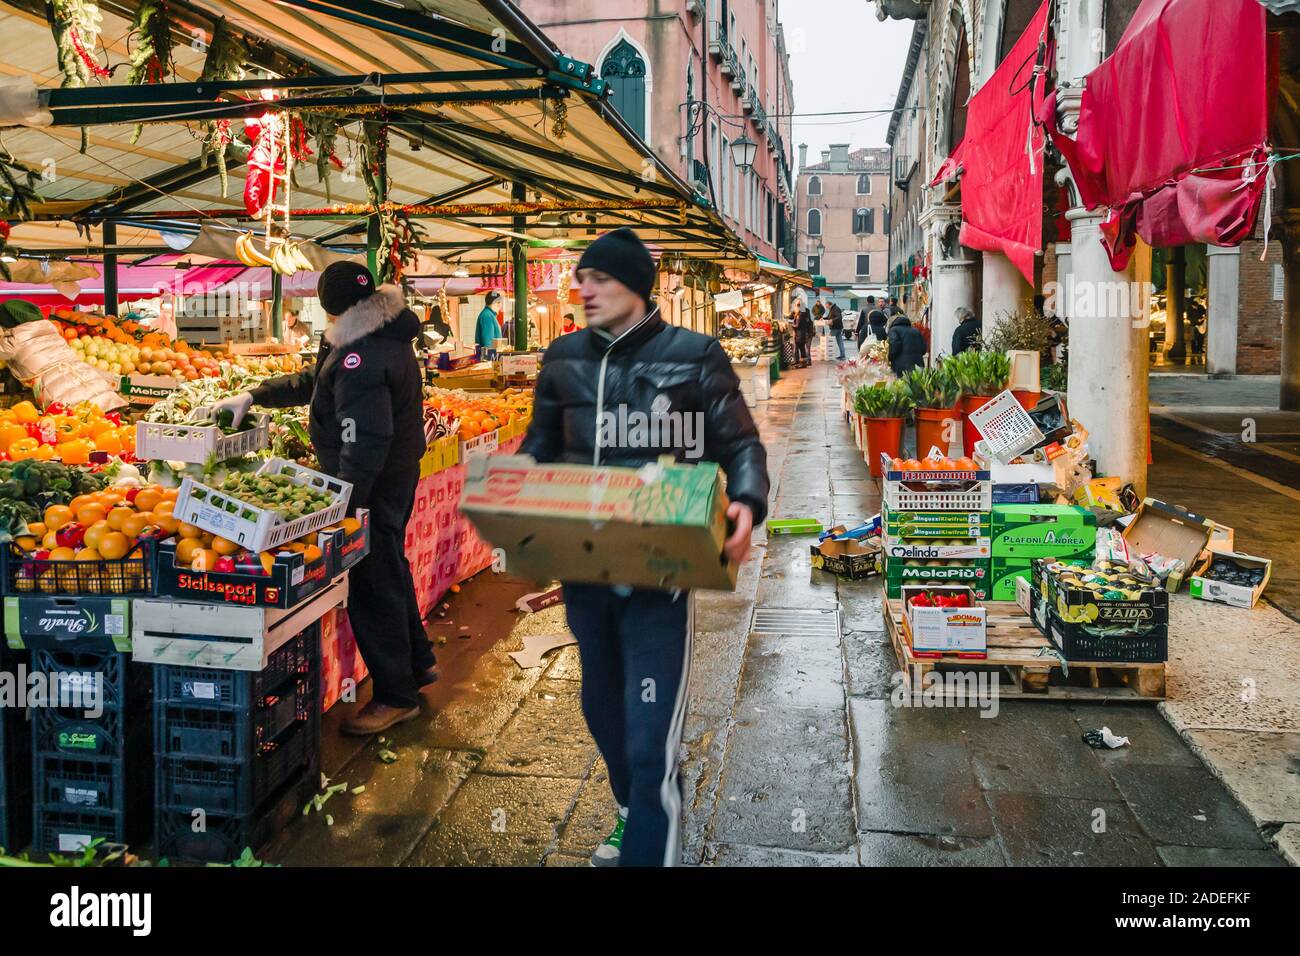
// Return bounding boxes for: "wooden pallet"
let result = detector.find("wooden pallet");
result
[883,599,1166,701]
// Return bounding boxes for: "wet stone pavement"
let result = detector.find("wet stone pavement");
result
[267,359,1285,867]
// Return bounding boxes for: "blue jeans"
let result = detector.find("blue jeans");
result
[831,328,846,359]
[562,583,692,866]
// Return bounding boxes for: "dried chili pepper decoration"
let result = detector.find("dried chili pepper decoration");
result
[69,28,111,78]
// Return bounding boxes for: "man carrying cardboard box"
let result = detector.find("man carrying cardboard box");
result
[521,228,769,867]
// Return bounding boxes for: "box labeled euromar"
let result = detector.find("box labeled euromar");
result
[901,585,987,656]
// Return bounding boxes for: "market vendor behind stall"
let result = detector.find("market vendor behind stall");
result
[214,262,434,736]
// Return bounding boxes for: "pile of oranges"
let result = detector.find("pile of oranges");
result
[424,387,533,441]
[0,400,135,463]
[889,455,981,472]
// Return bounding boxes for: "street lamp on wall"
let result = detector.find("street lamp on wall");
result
[731,133,758,170]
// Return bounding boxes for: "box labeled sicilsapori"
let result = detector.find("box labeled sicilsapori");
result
[989,504,1096,559]
[459,455,736,591]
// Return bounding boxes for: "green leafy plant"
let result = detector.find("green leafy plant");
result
[126,0,174,143]
[1041,360,1068,393]
[854,380,915,419]
[981,308,1054,354]
[197,18,249,198]
[943,349,1010,397]
[901,365,959,410]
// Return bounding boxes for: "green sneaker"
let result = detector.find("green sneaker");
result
[590,808,628,867]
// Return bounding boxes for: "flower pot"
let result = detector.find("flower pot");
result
[1012,388,1041,412]
[915,406,958,459]
[960,394,995,458]
[864,416,904,477]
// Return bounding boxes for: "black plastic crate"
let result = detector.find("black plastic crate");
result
[3,539,157,597]
[154,758,318,863]
[0,644,32,852]
[154,678,317,761]
[156,711,319,816]
[34,805,133,856]
[151,625,319,710]
[1044,609,1169,663]
[31,649,151,759]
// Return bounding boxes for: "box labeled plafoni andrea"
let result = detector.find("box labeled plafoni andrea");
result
[989,504,1096,559]
[459,454,736,591]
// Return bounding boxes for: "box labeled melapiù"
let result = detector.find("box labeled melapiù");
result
[459,455,735,591]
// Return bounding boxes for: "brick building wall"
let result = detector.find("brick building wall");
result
[1237,232,1285,375]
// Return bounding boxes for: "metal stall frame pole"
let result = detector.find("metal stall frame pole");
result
[102,221,119,316]
[512,182,529,351]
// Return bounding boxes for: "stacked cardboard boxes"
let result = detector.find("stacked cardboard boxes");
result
[881,457,993,601]
[988,504,1097,601]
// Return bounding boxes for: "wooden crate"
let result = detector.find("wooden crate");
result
[883,599,1166,702]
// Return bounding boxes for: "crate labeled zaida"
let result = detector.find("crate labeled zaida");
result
[155,533,333,609]
[175,457,351,552]
[135,407,271,465]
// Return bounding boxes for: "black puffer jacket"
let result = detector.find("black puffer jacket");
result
[886,315,928,375]
[250,285,426,511]
[521,308,770,523]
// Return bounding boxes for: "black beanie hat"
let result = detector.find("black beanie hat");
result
[317,261,376,315]
[577,228,657,303]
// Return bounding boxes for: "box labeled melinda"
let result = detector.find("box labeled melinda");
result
[459,455,736,591]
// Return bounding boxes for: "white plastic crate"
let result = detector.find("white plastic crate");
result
[881,452,993,512]
[174,457,351,552]
[967,389,1044,463]
[459,428,499,462]
[136,407,271,464]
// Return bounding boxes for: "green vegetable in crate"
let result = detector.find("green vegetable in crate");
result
[215,471,335,521]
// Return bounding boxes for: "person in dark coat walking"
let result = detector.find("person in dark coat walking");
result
[951,307,981,355]
[214,263,432,736]
[827,301,846,360]
[520,227,769,867]
[853,304,870,350]
[887,313,927,375]
[866,296,889,343]
[794,303,815,366]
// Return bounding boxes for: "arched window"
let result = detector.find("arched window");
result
[602,40,648,140]
[807,175,822,196]
[853,208,874,234]
[807,208,821,236]
[857,174,871,195]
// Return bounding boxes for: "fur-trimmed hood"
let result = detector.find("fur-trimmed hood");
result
[325,284,414,348]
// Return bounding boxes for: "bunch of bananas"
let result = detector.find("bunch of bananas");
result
[234,233,315,275]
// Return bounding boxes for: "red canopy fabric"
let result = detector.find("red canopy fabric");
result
[930,0,1052,284]
[1048,0,1269,269]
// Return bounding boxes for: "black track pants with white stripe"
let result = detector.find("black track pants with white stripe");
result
[562,583,692,867]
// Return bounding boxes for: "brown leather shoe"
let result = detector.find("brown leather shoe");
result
[340,701,421,736]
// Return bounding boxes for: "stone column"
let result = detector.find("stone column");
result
[1281,213,1300,411]
[1052,242,1073,320]
[1205,245,1240,377]
[920,202,977,361]
[1054,0,1148,493]
[981,251,1034,331]
[1163,247,1187,363]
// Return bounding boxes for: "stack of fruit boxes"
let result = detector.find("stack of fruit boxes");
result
[882,456,993,600]
[988,504,1097,601]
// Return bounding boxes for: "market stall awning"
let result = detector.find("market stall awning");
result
[0,0,747,267]
[1047,0,1270,269]
[929,0,1051,284]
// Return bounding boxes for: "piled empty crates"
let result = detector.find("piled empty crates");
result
[881,454,994,600]
[0,642,31,853]
[0,594,154,855]
[151,625,322,863]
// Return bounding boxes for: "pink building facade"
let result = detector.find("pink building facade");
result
[517,0,796,263]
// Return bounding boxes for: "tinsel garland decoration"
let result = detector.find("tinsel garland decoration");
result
[197,18,248,199]
[48,0,109,153]
[126,0,175,144]
[290,198,683,217]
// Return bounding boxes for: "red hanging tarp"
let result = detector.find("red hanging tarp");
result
[1047,0,1270,269]
[930,0,1053,284]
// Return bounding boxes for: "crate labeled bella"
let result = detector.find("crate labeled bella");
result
[4,596,131,652]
